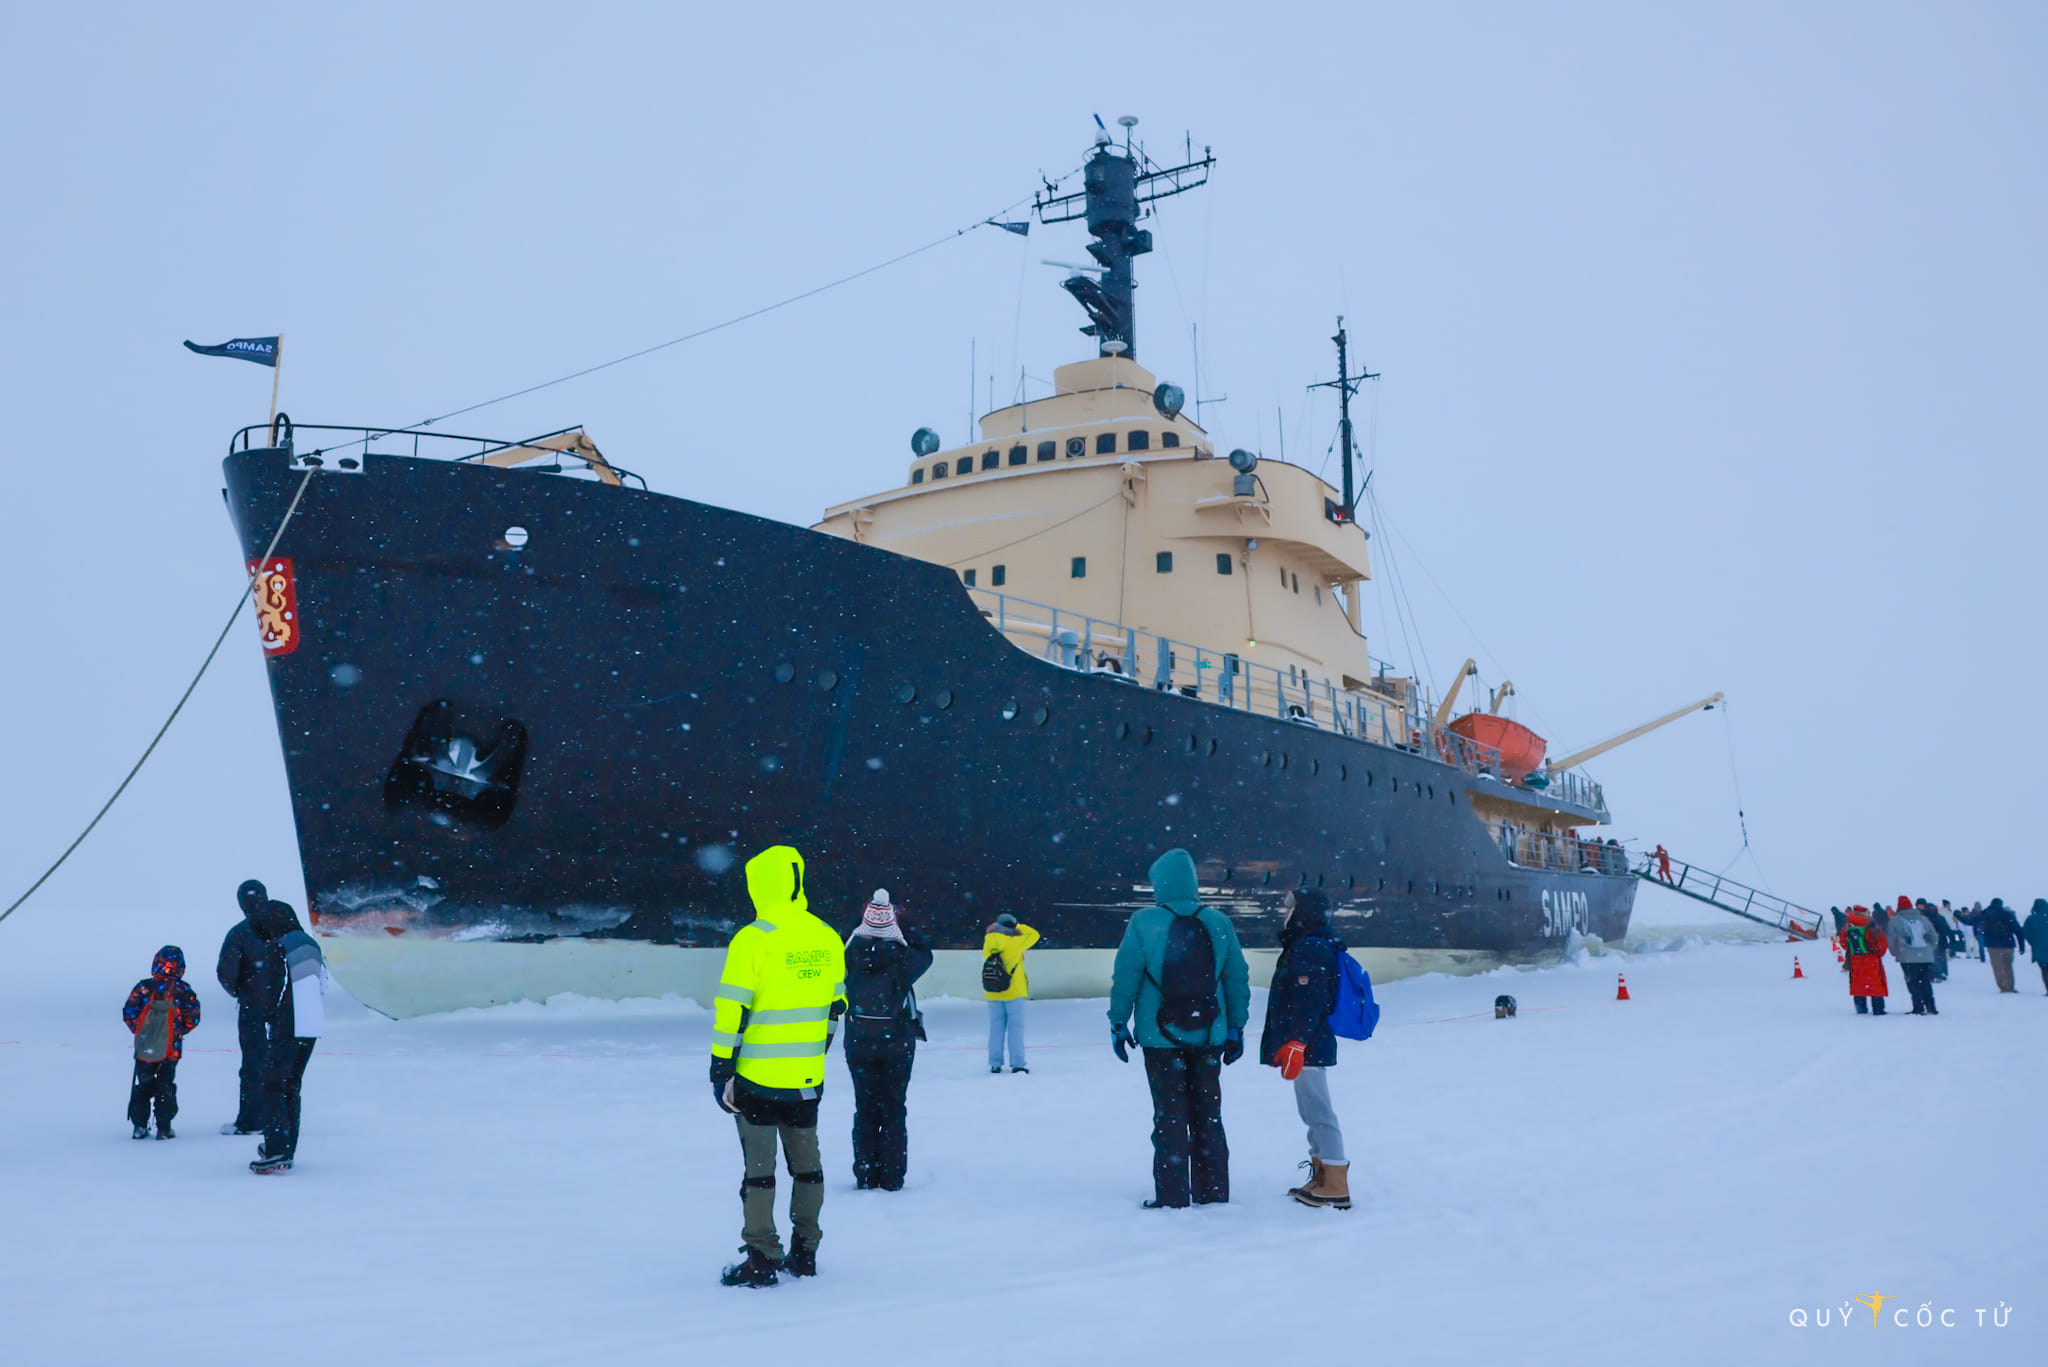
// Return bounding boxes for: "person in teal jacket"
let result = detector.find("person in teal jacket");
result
[1108,848,1250,1208]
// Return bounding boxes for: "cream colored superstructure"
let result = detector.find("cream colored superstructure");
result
[816,354,1393,717]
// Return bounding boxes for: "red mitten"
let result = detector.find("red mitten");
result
[1275,1040,1306,1080]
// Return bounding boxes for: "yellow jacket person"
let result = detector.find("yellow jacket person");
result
[709,845,846,1288]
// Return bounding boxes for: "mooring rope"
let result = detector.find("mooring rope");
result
[0,468,317,925]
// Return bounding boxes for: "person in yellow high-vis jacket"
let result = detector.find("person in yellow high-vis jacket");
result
[982,913,1039,1073]
[709,845,847,1288]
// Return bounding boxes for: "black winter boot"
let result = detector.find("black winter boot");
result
[720,1246,780,1288]
[131,1125,149,1140]
[782,1236,817,1278]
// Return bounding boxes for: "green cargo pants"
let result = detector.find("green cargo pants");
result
[737,1115,823,1261]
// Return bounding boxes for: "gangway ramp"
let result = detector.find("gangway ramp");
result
[1636,852,1822,940]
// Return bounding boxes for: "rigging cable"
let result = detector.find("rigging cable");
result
[1714,700,1771,889]
[1,468,318,924]
[941,491,1123,566]
[2,178,1079,926]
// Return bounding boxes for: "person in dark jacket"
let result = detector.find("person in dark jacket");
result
[215,878,272,1135]
[1258,889,1350,1209]
[122,946,202,1139]
[840,891,933,1191]
[244,899,311,1173]
[1107,848,1251,1209]
[1980,898,2025,993]
[2023,899,2048,995]
[1922,900,1954,983]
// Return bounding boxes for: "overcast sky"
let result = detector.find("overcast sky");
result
[1,1,2041,957]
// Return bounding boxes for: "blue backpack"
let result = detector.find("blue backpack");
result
[1327,950,1380,1041]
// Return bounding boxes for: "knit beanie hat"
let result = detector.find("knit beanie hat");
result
[850,890,905,944]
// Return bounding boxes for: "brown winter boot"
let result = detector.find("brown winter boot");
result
[1292,1160,1351,1210]
[1287,1158,1323,1203]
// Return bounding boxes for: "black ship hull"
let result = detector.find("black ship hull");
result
[225,449,1634,1014]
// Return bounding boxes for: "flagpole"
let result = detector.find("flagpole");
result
[268,334,284,444]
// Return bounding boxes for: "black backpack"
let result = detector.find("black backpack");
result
[1155,913,1219,1039]
[981,948,1015,994]
[848,940,912,1022]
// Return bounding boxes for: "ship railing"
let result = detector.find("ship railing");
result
[966,586,1585,793]
[1515,767,1606,814]
[228,418,648,488]
[1497,824,1629,875]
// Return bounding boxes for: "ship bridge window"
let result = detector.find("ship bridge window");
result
[1162,432,1180,449]
[962,569,976,587]
[1216,553,1232,575]
[1037,441,1056,462]
[1008,445,1027,466]
[1156,551,1173,573]
[956,458,975,476]
[932,462,948,480]
[978,450,998,471]
[911,468,925,484]
[1128,430,1150,452]
[1071,556,1087,578]
[1096,432,1116,455]
[991,564,1006,586]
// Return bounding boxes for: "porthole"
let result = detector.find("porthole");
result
[1427,784,1434,800]
[1391,776,1399,792]
[772,662,796,684]
[1280,752,1290,769]
[1034,705,1051,727]
[1345,874,1355,889]
[935,689,954,710]
[1116,720,1132,740]
[1140,726,1154,745]
[1315,872,1325,887]
[894,682,917,704]
[1066,437,1085,457]
[1338,764,1348,781]
[816,670,839,692]
[1262,750,1274,767]
[1183,733,1198,755]
[1365,771,1373,787]
[1310,758,1321,776]
[1206,738,1219,756]
[1222,866,1234,883]
[1001,700,1020,721]
[1262,870,1273,886]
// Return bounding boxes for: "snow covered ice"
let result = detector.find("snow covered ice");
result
[3,898,2042,1366]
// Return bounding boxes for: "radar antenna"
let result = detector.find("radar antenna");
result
[1034,121,1214,361]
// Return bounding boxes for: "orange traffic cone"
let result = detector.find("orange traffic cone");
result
[1616,973,1631,1001]
[1792,956,1805,979]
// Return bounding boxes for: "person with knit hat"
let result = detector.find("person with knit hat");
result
[215,878,273,1135]
[1842,906,1890,1015]
[982,912,1040,1074]
[841,890,932,1190]
[1887,896,1940,1016]
[1259,889,1352,1208]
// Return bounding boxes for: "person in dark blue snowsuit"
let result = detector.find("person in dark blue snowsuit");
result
[1259,889,1351,1208]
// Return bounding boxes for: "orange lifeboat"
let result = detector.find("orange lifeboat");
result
[1448,711,1547,777]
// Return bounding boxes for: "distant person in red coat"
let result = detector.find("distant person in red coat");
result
[1842,906,1889,1016]
[1654,845,1673,882]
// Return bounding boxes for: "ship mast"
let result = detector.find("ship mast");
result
[1034,119,1214,361]
[1308,317,1379,523]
